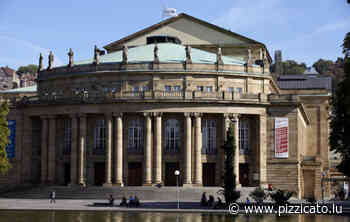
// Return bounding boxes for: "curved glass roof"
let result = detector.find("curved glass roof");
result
[73,43,253,66]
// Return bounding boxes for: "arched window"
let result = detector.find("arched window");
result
[128,118,144,152]
[165,119,180,152]
[94,119,106,154]
[239,119,249,154]
[202,119,216,154]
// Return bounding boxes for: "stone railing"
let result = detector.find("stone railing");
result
[18,91,300,106]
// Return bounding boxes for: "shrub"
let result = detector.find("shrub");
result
[270,189,294,205]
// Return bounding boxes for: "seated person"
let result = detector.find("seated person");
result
[134,195,140,207]
[208,195,214,207]
[108,194,114,206]
[128,195,135,207]
[200,192,208,206]
[120,197,128,207]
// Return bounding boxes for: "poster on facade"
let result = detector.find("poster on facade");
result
[6,120,16,159]
[275,118,288,158]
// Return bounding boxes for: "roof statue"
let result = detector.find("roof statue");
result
[122,45,128,64]
[48,51,54,70]
[94,45,100,65]
[68,48,74,67]
[38,53,43,72]
[247,47,252,65]
[154,44,159,63]
[185,45,192,64]
[216,47,223,65]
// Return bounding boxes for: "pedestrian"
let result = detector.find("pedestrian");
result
[49,191,56,204]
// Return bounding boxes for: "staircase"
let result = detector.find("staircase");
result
[0,185,257,201]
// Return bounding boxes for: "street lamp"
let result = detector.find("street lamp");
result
[174,170,180,209]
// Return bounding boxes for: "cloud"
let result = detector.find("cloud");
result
[0,35,64,67]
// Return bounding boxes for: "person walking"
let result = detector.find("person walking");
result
[49,191,56,204]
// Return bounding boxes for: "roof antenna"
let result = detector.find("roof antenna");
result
[161,0,177,19]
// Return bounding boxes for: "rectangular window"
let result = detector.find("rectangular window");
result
[133,86,139,92]
[173,85,181,92]
[63,119,72,155]
[205,86,213,92]
[239,119,249,154]
[128,119,144,152]
[228,87,234,92]
[202,119,217,154]
[142,86,149,91]
[236,87,243,94]
[94,119,106,154]
[165,85,171,92]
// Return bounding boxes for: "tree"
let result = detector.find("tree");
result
[271,60,307,74]
[219,125,240,204]
[330,33,350,177]
[17,64,38,75]
[312,59,334,74]
[0,102,11,174]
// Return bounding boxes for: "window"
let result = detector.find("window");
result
[236,87,243,94]
[165,119,181,152]
[239,119,249,154]
[133,86,140,92]
[164,85,171,92]
[197,86,204,91]
[94,119,106,154]
[63,119,72,155]
[142,86,149,92]
[205,86,213,92]
[173,85,181,92]
[228,87,234,92]
[128,118,144,152]
[202,119,217,154]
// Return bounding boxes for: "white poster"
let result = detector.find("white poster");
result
[275,118,288,158]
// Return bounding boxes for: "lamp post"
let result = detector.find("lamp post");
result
[321,171,326,201]
[175,170,180,209]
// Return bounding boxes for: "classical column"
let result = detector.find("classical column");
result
[40,116,48,184]
[259,114,268,188]
[78,114,87,185]
[143,113,152,185]
[193,112,202,186]
[232,115,241,188]
[184,112,192,186]
[153,112,162,184]
[47,115,56,184]
[220,113,231,185]
[70,115,78,185]
[104,113,113,186]
[113,112,123,186]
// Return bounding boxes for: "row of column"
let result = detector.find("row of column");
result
[40,112,267,187]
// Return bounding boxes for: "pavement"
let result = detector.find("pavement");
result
[0,199,229,213]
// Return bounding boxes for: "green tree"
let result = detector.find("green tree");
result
[271,60,307,74]
[330,33,350,177]
[312,59,334,74]
[220,125,240,204]
[0,102,11,174]
[17,64,38,75]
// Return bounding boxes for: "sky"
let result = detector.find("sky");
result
[0,0,349,69]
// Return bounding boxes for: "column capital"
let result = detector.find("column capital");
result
[143,112,152,117]
[77,113,87,118]
[152,112,162,117]
[184,112,191,117]
[112,112,123,118]
[192,112,202,118]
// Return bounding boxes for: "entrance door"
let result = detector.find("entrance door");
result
[64,163,71,185]
[128,162,142,186]
[203,163,216,186]
[165,162,179,186]
[239,163,250,186]
[94,162,105,186]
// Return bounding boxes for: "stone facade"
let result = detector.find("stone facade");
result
[0,13,331,199]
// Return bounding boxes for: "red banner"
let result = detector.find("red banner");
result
[275,118,288,158]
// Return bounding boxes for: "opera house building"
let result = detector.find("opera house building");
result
[0,13,332,200]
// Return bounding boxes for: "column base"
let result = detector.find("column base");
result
[113,182,124,187]
[235,183,242,189]
[192,183,202,187]
[182,183,193,188]
[103,183,113,187]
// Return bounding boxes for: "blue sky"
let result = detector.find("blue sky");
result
[0,0,349,69]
